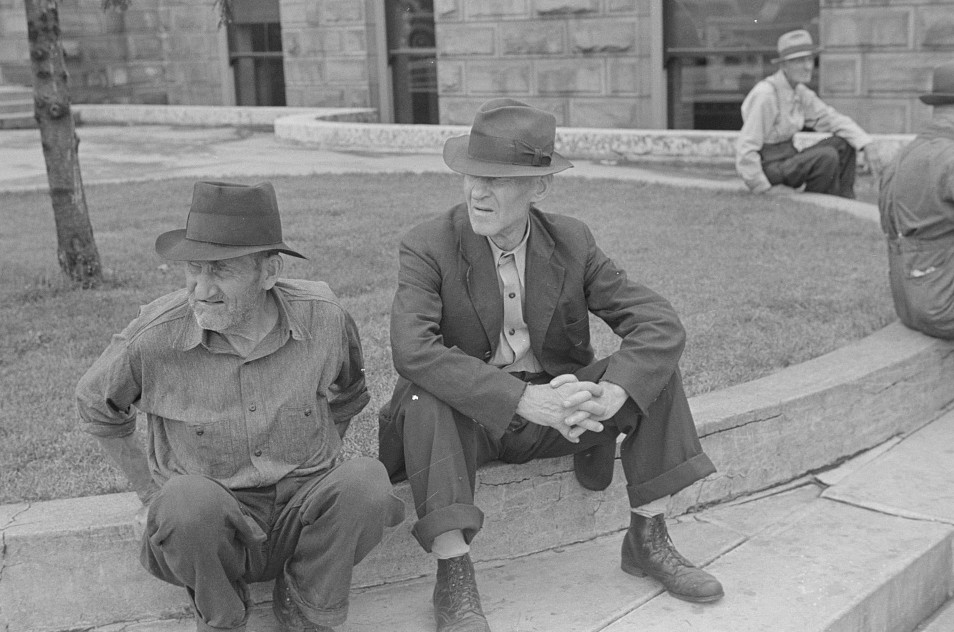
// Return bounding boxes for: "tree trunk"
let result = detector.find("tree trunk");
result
[24,0,102,287]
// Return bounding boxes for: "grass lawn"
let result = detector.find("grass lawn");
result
[0,173,895,504]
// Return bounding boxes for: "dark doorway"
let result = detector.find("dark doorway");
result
[228,0,286,106]
[385,0,437,124]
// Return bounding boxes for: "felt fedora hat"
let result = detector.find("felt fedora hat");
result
[155,181,306,261]
[771,29,822,63]
[443,98,572,177]
[920,62,954,106]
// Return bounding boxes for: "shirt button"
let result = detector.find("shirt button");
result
[508,292,516,299]
[248,404,256,412]
[254,449,262,457]
[304,409,312,416]
[508,328,516,335]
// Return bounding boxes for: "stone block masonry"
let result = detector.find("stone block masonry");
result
[279,0,377,109]
[435,1,652,128]
[820,0,954,133]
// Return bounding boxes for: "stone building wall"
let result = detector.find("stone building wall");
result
[819,0,954,134]
[433,0,654,128]
[279,0,378,108]
[0,0,30,86]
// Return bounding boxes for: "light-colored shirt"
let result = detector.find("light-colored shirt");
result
[487,223,542,373]
[75,279,369,489]
[736,69,873,193]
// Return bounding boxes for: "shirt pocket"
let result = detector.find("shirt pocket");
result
[265,403,327,468]
[162,416,238,478]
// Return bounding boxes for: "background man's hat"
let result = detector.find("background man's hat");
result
[772,29,822,63]
[155,181,306,261]
[443,98,572,177]
[920,61,954,106]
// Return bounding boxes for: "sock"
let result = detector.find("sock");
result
[431,529,470,559]
[631,495,670,518]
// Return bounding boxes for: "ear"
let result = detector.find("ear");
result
[531,174,553,204]
[261,253,283,290]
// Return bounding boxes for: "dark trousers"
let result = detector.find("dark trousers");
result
[141,458,403,632]
[762,136,857,198]
[378,359,715,552]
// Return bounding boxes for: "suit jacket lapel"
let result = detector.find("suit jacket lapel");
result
[526,209,564,354]
[459,214,502,347]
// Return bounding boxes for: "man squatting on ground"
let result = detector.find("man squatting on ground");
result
[880,61,954,339]
[76,181,404,632]
[378,98,724,632]
[736,29,888,199]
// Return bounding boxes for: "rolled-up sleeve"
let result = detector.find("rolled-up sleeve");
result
[75,331,141,438]
[327,310,370,425]
[801,88,872,150]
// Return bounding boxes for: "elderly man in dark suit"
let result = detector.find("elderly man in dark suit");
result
[378,99,723,632]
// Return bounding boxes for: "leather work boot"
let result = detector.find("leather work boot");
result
[272,573,336,632]
[573,442,616,491]
[620,513,724,603]
[433,554,491,632]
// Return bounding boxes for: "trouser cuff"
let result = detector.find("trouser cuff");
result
[195,620,246,632]
[286,574,349,628]
[627,452,716,507]
[411,503,484,552]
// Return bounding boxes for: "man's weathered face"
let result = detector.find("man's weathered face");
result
[781,55,814,86]
[463,175,543,250]
[185,253,268,333]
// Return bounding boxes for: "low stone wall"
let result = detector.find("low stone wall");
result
[274,110,916,166]
[71,104,916,166]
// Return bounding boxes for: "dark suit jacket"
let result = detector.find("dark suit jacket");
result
[390,202,687,439]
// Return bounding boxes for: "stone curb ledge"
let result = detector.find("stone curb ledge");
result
[71,104,915,165]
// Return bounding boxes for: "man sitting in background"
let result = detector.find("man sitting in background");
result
[736,29,887,198]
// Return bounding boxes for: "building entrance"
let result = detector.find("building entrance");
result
[227,0,285,106]
[664,0,819,130]
[384,0,437,124]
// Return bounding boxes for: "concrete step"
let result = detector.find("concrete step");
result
[0,85,33,102]
[606,493,953,632]
[916,598,954,631]
[81,481,954,632]
[0,98,33,114]
[0,112,35,129]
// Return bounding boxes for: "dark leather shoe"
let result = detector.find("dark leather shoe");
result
[621,513,724,603]
[433,554,491,632]
[273,573,336,632]
[573,442,615,491]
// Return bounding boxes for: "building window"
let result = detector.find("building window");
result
[665,0,819,130]
[227,0,285,106]
[385,0,437,124]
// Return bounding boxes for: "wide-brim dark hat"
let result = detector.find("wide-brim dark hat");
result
[771,29,822,64]
[920,61,954,106]
[155,181,306,261]
[443,98,572,177]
